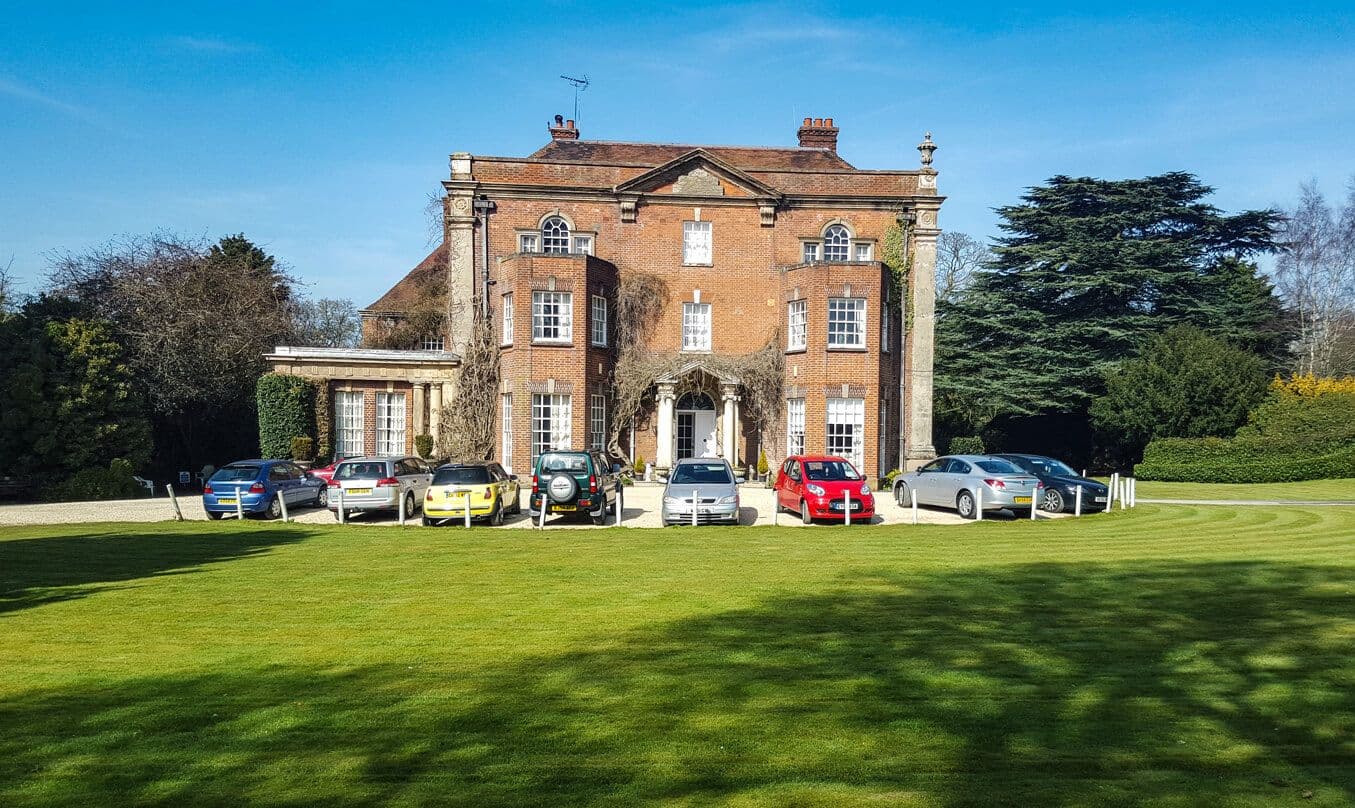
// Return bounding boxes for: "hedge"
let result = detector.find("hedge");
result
[256,374,316,460]
[1135,390,1355,483]
[949,435,985,455]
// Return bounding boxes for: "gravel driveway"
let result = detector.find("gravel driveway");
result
[0,483,1084,528]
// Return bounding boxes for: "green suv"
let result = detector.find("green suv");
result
[529,450,622,525]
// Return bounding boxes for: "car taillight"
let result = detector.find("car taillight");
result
[376,477,400,487]
[203,484,213,494]
[588,475,597,493]
[531,475,538,493]
[327,480,341,488]
[248,482,265,493]
[984,479,1005,490]
[484,487,493,498]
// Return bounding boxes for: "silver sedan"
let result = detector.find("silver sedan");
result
[662,458,740,525]
[893,455,1041,519]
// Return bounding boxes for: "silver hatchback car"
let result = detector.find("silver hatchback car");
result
[893,455,1041,519]
[661,458,740,525]
[327,456,434,521]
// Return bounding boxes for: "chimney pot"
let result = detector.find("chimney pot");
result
[549,114,580,140]
[566,119,575,129]
[825,117,833,127]
[803,117,812,126]
[797,116,839,152]
[554,114,563,125]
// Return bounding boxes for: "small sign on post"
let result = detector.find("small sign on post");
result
[178,471,191,486]
[166,483,183,521]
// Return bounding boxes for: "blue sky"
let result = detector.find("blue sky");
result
[3,1,1353,306]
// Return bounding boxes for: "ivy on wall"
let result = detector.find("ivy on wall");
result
[256,373,316,459]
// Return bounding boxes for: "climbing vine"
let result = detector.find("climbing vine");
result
[439,313,499,460]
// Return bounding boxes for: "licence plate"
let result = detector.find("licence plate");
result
[347,488,372,496]
[218,498,237,505]
[1094,496,1108,503]
[1013,496,1032,504]
[444,491,467,499]
[554,504,576,512]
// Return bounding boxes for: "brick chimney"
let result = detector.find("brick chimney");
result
[797,117,838,151]
[548,114,579,140]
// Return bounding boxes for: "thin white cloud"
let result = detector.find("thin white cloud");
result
[0,76,92,119]
[165,35,259,54]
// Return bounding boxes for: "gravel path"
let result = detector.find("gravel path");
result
[0,484,1082,528]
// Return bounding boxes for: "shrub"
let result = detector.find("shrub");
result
[290,436,314,461]
[256,374,316,459]
[757,450,769,476]
[45,458,146,502]
[415,434,434,459]
[950,435,985,454]
[882,468,902,490]
[633,455,646,475]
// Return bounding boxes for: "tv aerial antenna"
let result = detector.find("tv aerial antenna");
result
[560,74,589,122]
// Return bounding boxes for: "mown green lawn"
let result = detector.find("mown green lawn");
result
[1134,477,1355,502]
[2,507,1353,806]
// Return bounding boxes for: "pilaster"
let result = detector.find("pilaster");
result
[446,152,478,356]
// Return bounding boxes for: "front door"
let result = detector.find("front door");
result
[675,406,719,459]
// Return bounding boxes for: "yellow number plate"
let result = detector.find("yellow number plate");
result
[554,504,576,512]
[347,488,372,496]
[218,498,237,505]
[1014,496,1032,504]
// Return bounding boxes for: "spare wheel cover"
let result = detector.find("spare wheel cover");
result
[547,474,578,502]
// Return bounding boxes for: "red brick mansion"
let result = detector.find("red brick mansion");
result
[269,116,942,476]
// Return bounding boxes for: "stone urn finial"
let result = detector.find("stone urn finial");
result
[918,132,937,167]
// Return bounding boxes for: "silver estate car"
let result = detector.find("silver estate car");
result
[893,454,1041,519]
[327,456,434,521]
[661,458,740,525]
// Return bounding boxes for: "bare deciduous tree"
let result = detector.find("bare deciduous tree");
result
[1274,180,1355,375]
[935,231,991,305]
[0,255,16,313]
[292,297,361,347]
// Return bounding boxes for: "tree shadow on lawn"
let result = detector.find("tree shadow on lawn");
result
[1,561,1351,806]
[0,526,309,614]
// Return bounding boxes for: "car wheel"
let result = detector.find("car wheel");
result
[315,488,328,509]
[1041,488,1065,513]
[895,484,910,507]
[206,510,224,521]
[511,490,522,515]
[266,497,282,520]
[957,490,977,520]
[800,499,813,525]
[402,492,416,521]
[591,501,607,526]
[490,501,504,527]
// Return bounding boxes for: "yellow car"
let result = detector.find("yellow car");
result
[423,462,521,526]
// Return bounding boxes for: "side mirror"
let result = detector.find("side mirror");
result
[509,474,519,482]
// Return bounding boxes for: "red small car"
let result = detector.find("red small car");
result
[308,457,349,484]
[774,455,875,524]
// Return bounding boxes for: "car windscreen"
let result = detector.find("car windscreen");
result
[211,465,260,482]
[335,462,389,480]
[670,463,733,485]
[538,454,588,474]
[975,460,1023,474]
[1026,457,1077,477]
[433,466,492,486]
[804,460,861,481]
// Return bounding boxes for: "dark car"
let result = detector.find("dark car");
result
[203,460,327,520]
[993,453,1109,513]
[528,450,622,525]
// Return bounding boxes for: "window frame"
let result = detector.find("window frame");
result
[801,241,820,263]
[589,393,606,451]
[823,225,851,262]
[500,393,513,473]
[681,301,712,352]
[572,234,594,256]
[786,398,806,457]
[531,393,572,464]
[335,390,365,458]
[853,242,874,261]
[517,232,540,254]
[590,294,608,347]
[787,299,807,351]
[826,397,865,471]
[541,216,571,254]
[375,391,407,456]
[682,220,713,266]
[531,290,573,344]
[501,292,514,345]
[827,297,867,349]
[881,299,891,353]
[420,335,444,351]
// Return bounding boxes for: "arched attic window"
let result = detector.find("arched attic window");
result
[823,224,851,262]
[541,216,571,254]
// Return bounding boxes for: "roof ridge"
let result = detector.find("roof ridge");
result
[561,139,836,153]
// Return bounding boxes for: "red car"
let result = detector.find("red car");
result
[773,455,875,524]
[308,458,347,484]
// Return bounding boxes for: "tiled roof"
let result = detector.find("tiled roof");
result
[526,139,856,171]
[363,242,445,312]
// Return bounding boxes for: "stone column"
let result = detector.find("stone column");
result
[429,382,443,445]
[904,206,940,470]
[655,383,676,470]
[446,153,478,356]
[412,383,426,436]
[721,385,740,463]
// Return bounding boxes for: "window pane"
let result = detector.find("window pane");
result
[335,391,365,457]
[591,295,607,346]
[518,233,538,253]
[500,393,513,473]
[854,242,872,261]
[589,393,606,450]
[682,221,712,264]
[376,392,407,455]
[542,217,570,254]
[421,335,444,351]
[786,398,805,456]
[827,297,866,348]
[573,235,593,256]
[531,394,572,463]
[826,397,864,470]
[502,293,514,344]
[787,300,806,350]
[824,225,850,261]
[802,242,819,263]
[532,291,573,342]
[682,302,711,350]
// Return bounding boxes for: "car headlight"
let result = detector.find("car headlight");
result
[663,496,681,505]
[859,483,872,496]
[717,495,737,505]
[806,483,825,496]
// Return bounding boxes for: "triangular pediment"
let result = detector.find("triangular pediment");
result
[614,149,783,200]
[656,358,741,386]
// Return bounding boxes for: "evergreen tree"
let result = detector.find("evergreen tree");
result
[936,172,1282,423]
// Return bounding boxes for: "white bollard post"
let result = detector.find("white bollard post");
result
[844,490,851,526]
[1030,484,1039,520]
[1075,485,1083,517]
[772,494,779,526]
[1109,473,1119,506]
[277,490,289,523]
[538,495,546,529]
[614,486,623,526]
[974,485,983,521]
[1119,478,1127,510]
[166,484,183,521]
[464,494,471,528]
[1129,477,1137,508]
[337,489,345,524]
[236,490,244,521]
[911,486,919,525]
[692,488,699,527]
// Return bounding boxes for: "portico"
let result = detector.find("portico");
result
[653,362,742,470]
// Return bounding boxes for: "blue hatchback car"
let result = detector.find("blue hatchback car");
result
[203,459,327,520]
